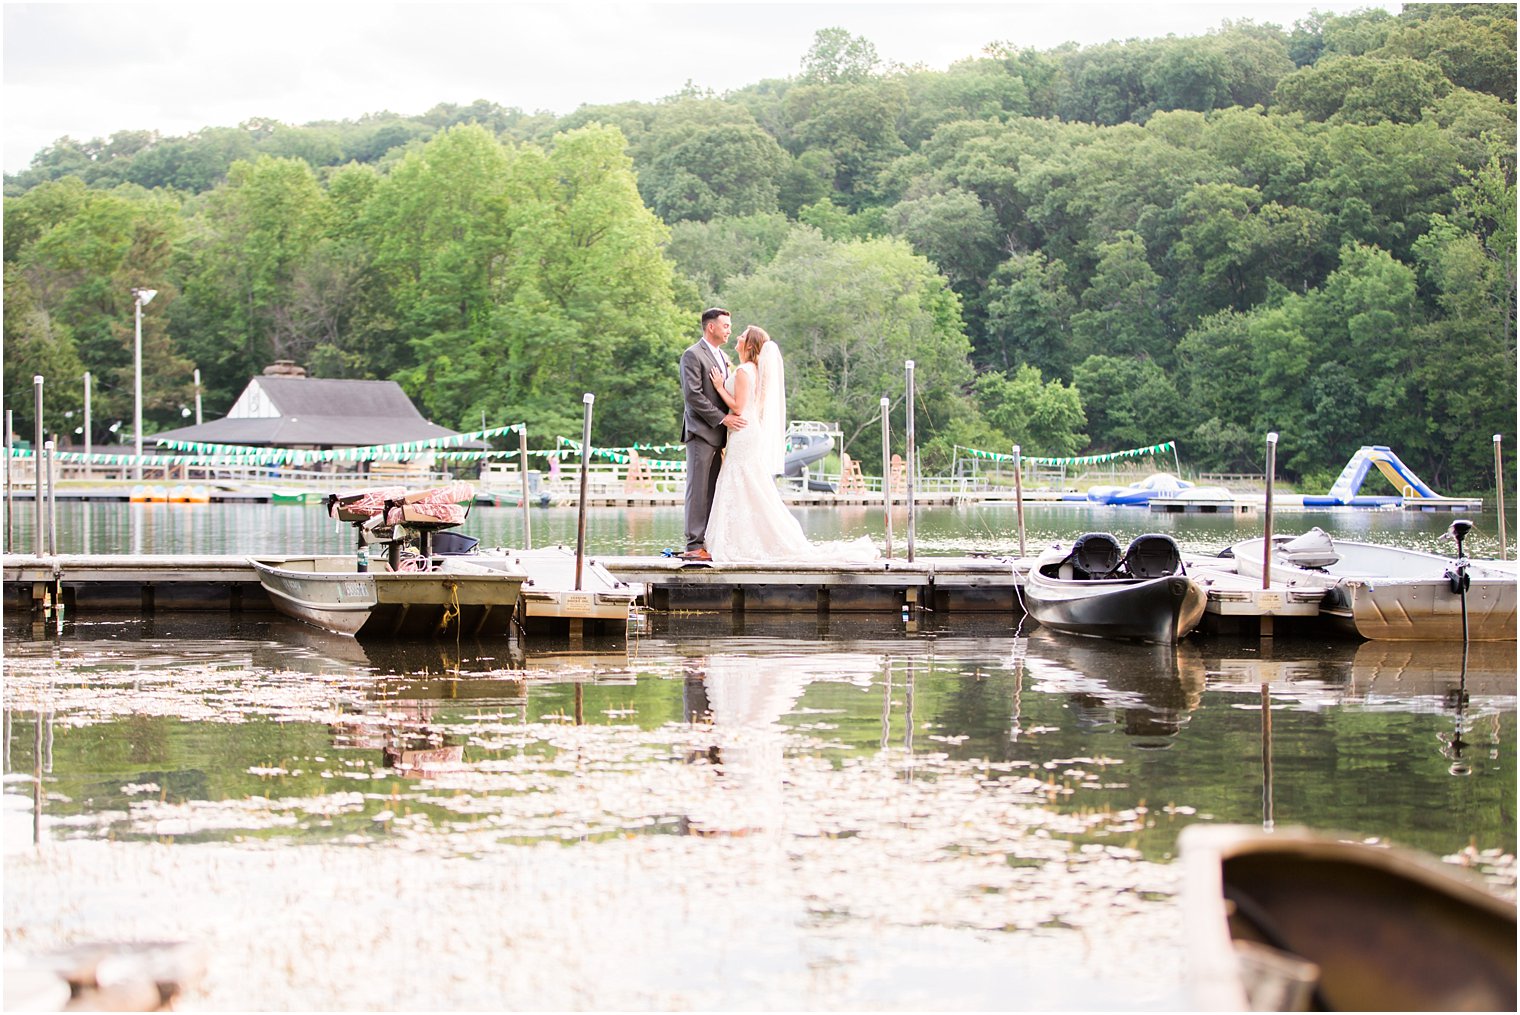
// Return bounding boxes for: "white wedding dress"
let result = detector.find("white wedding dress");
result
[705,343,879,565]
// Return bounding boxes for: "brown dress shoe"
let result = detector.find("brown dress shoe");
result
[679,548,712,561]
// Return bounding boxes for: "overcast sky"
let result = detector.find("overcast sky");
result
[4,1,1394,175]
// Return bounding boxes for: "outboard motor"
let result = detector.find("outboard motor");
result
[1277,526,1340,569]
[1124,533,1183,579]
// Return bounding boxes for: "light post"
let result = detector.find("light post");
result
[131,287,157,481]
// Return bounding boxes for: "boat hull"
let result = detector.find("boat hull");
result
[1231,536,1516,641]
[463,548,640,622]
[1026,571,1206,643]
[1337,577,1516,641]
[250,556,524,638]
[1183,825,1516,1011]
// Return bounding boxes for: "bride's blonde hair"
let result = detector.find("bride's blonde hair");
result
[737,325,769,363]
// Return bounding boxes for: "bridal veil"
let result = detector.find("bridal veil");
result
[755,339,787,476]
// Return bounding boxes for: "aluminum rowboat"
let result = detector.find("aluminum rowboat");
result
[249,555,526,638]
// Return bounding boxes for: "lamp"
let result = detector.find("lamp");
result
[131,287,157,480]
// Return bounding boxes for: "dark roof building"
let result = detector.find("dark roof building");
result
[152,364,460,449]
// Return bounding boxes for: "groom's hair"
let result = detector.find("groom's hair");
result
[700,307,729,325]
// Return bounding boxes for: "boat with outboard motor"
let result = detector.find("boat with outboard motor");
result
[250,482,528,638]
[1227,525,1516,642]
[1024,532,1207,643]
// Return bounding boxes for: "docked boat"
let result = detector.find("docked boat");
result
[1024,532,1206,643]
[249,554,526,638]
[250,481,527,637]
[433,538,642,636]
[1182,824,1516,1011]
[1228,528,1516,641]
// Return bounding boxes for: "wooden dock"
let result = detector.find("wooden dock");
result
[3,552,1328,635]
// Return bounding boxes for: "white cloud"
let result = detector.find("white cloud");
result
[3,2,1389,175]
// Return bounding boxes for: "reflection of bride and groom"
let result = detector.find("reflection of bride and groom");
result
[679,307,879,564]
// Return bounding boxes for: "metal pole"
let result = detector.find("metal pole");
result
[4,409,13,553]
[133,296,143,481]
[1013,444,1026,559]
[1262,432,1277,590]
[83,372,92,471]
[1261,431,1278,641]
[1495,435,1507,561]
[880,396,893,560]
[33,376,44,556]
[574,394,594,591]
[519,425,532,551]
[193,368,203,425]
[44,440,57,556]
[905,360,916,564]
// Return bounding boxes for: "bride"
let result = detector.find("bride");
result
[704,325,879,565]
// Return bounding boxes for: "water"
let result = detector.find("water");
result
[3,503,1515,1009]
[5,497,1514,558]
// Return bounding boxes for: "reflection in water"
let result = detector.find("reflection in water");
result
[1021,630,1203,749]
[2,612,1514,1010]
[687,657,812,835]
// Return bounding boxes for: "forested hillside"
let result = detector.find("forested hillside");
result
[4,4,1514,493]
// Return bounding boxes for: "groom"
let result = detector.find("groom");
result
[679,307,747,561]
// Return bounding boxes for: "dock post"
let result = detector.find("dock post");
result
[44,440,57,557]
[880,396,893,559]
[4,408,13,552]
[1495,435,1507,561]
[574,394,594,591]
[905,361,916,564]
[33,376,44,557]
[1261,432,1278,639]
[1013,444,1026,559]
[83,372,92,474]
[519,425,532,551]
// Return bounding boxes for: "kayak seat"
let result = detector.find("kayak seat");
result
[1124,533,1183,579]
[1068,532,1124,579]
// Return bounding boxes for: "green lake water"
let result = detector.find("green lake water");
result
[2,502,1515,1009]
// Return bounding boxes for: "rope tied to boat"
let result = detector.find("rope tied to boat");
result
[437,579,461,636]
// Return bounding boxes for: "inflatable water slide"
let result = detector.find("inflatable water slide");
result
[1302,446,1439,507]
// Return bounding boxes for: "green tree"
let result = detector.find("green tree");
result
[174,155,332,407]
[972,364,1086,457]
[1070,231,1169,365]
[2,264,86,442]
[390,123,689,444]
[6,182,186,433]
[1072,354,1186,452]
[982,251,1077,375]
[635,103,789,223]
[719,228,971,468]
[800,27,881,84]
[664,213,794,304]
[782,79,908,211]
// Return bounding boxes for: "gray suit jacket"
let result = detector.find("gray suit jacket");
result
[681,340,730,448]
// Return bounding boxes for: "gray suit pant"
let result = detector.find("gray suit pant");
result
[684,437,722,551]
